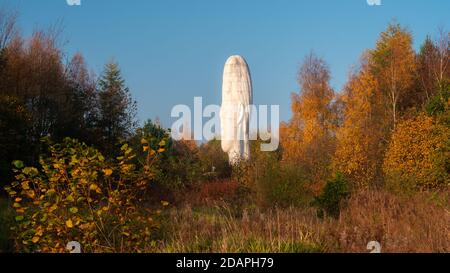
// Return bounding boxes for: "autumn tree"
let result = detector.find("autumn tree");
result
[416,31,450,107]
[0,7,17,49]
[50,53,98,143]
[416,36,440,105]
[281,52,336,183]
[419,31,450,121]
[0,7,21,182]
[5,31,70,143]
[433,29,450,95]
[0,7,16,76]
[97,61,137,156]
[0,11,101,185]
[333,55,389,188]
[370,23,416,129]
[383,113,450,191]
[0,30,70,182]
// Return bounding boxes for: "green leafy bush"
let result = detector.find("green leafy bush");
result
[254,162,312,208]
[313,172,350,218]
[198,139,232,181]
[240,141,313,208]
[426,81,449,117]
[4,137,166,253]
[131,120,204,193]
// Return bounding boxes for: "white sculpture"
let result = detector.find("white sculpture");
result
[220,55,253,165]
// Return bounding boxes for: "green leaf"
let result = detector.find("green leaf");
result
[15,215,24,222]
[69,207,79,214]
[23,167,38,176]
[40,214,48,223]
[12,160,24,169]
[46,189,56,196]
[98,154,105,162]
[121,143,129,151]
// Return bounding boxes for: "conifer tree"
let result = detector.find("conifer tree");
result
[97,61,137,156]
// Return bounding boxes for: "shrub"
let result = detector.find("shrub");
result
[198,180,239,204]
[198,139,232,181]
[240,141,313,208]
[383,113,450,192]
[313,172,350,218]
[160,139,201,189]
[4,137,167,253]
[0,95,30,187]
[425,81,449,117]
[254,162,312,208]
[0,198,14,252]
[130,120,203,198]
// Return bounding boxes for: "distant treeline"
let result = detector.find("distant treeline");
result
[0,9,137,184]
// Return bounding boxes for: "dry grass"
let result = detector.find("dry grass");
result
[155,190,449,253]
[328,190,450,252]
[156,204,327,253]
[185,180,240,206]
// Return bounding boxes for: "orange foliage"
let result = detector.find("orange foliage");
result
[184,180,239,206]
[333,62,389,188]
[199,180,239,201]
[281,53,336,183]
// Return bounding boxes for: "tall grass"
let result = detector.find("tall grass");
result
[155,190,449,253]
[157,204,327,253]
[328,190,450,252]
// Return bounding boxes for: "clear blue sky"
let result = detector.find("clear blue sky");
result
[2,0,450,127]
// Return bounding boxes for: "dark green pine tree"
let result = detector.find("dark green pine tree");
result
[97,61,137,157]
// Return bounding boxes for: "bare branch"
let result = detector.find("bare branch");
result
[0,7,18,49]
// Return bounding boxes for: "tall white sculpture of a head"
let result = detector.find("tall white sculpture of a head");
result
[220,55,253,165]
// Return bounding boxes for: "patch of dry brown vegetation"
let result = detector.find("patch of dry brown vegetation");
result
[328,190,450,252]
[156,190,449,253]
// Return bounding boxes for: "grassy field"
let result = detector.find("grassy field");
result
[1,189,448,253]
[155,190,450,253]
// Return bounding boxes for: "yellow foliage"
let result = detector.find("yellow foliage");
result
[102,168,113,176]
[281,54,336,183]
[4,138,166,253]
[333,66,389,188]
[370,23,417,128]
[65,219,74,228]
[383,114,450,191]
